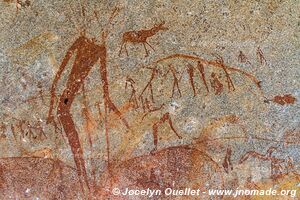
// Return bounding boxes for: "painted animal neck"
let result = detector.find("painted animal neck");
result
[143,26,161,37]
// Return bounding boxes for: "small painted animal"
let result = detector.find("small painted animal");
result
[119,21,168,57]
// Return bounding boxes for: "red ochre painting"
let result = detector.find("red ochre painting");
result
[0,0,299,199]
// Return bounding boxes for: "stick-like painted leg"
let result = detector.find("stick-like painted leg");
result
[151,112,182,152]
[164,113,182,139]
[143,43,149,57]
[197,62,210,95]
[145,41,155,51]
[187,65,196,96]
[106,98,129,129]
[171,80,182,98]
[124,43,129,56]
[57,100,90,198]
[118,42,124,56]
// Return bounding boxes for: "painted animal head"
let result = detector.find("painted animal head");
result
[153,21,168,31]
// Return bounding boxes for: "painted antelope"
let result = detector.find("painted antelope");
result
[238,147,293,180]
[119,21,168,57]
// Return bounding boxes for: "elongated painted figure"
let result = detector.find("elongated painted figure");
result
[47,34,129,197]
